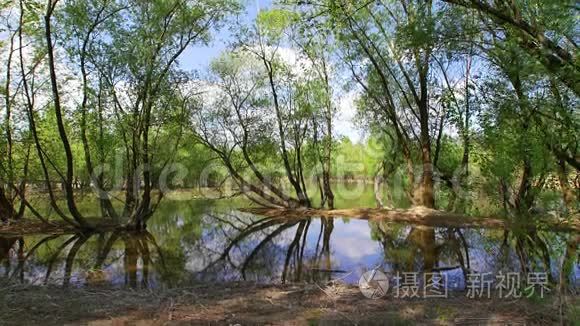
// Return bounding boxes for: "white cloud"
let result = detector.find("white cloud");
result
[335,89,362,142]
[274,46,313,77]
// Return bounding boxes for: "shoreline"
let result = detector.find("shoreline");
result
[243,206,580,232]
[2,205,579,236]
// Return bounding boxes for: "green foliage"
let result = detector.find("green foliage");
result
[0,0,577,222]
[256,9,298,40]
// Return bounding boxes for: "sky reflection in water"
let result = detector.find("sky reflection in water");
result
[1,201,578,292]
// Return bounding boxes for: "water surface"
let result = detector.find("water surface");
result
[1,199,578,291]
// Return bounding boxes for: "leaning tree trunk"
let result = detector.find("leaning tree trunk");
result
[44,0,90,228]
[264,58,310,208]
[19,0,74,226]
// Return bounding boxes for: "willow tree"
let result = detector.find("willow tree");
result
[192,10,337,209]
[193,50,304,208]
[444,0,579,97]
[294,0,444,208]
[475,31,579,217]
[443,0,579,213]
[0,0,37,223]
[289,17,337,209]
[0,1,19,221]
[17,0,238,229]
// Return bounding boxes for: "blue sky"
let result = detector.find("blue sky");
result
[178,0,270,71]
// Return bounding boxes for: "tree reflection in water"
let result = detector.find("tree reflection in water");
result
[370,221,578,292]
[199,213,338,284]
[0,231,165,288]
[0,212,577,292]
[1,236,24,280]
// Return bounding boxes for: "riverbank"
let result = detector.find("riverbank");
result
[0,281,576,325]
[0,218,120,236]
[3,205,579,236]
[244,206,580,232]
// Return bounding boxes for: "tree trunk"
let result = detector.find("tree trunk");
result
[235,104,300,207]
[0,188,14,222]
[78,14,118,222]
[4,30,16,205]
[510,70,535,216]
[417,65,435,209]
[19,0,76,226]
[44,1,89,228]
[374,163,385,209]
[322,73,334,209]
[455,50,473,213]
[557,158,575,212]
[263,59,309,207]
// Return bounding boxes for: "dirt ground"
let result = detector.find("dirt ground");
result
[1,281,577,325]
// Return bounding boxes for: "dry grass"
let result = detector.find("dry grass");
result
[0,218,122,236]
[0,219,75,236]
[0,279,575,325]
[0,280,167,325]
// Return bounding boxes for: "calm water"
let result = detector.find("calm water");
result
[1,199,578,291]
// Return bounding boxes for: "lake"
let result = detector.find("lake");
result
[1,198,578,292]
